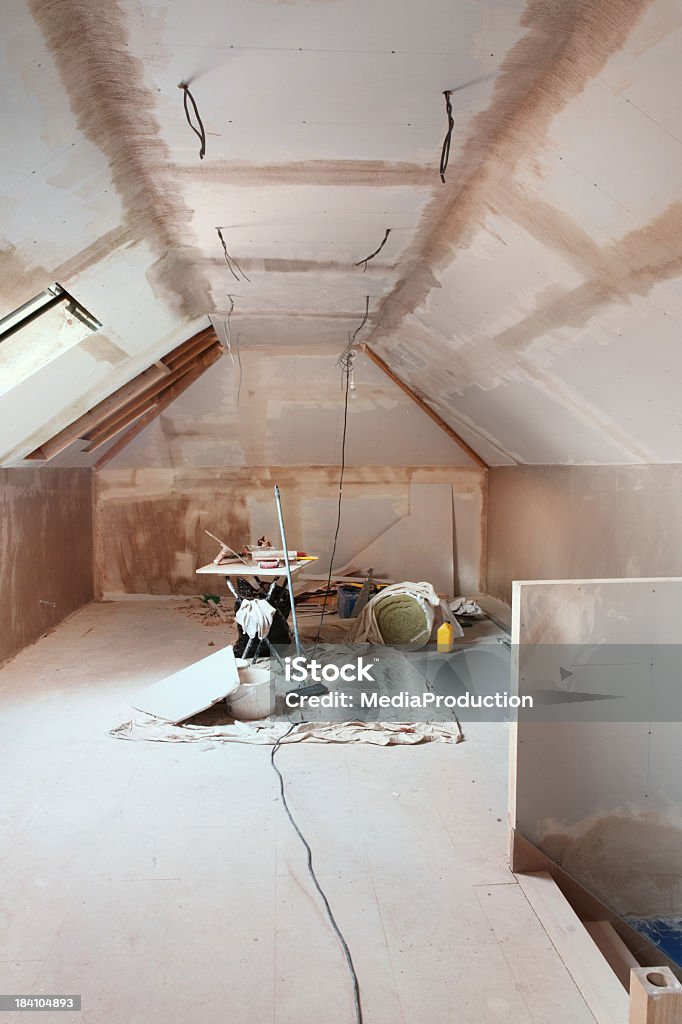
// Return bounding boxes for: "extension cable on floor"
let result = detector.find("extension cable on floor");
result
[271,725,363,1024]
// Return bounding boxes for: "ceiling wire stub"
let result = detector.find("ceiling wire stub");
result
[178,81,206,160]
[439,89,454,182]
[355,228,391,272]
[216,227,252,283]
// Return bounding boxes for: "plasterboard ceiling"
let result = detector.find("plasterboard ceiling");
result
[1,0,681,466]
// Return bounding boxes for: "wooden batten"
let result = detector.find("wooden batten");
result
[516,871,629,1024]
[93,345,222,470]
[25,363,170,461]
[161,326,215,367]
[84,402,160,453]
[164,329,217,371]
[82,342,220,447]
[84,345,221,453]
[25,327,220,462]
[362,345,488,470]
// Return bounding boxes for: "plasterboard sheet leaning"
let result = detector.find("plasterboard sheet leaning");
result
[131,645,240,724]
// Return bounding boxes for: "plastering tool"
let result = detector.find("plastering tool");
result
[204,529,250,566]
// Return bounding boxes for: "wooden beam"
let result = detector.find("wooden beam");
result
[629,967,682,1023]
[93,345,222,471]
[516,872,629,1024]
[362,345,488,469]
[164,329,217,371]
[84,399,161,453]
[82,341,221,446]
[25,363,169,461]
[85,344,222,452]
[162,326,216,367]
[25,327,220,461]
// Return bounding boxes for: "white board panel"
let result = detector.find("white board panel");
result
[132,645,240,724]
[347,483,455,597]
[510,577,682,920]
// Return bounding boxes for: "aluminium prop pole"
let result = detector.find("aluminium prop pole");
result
[273,485,303,660]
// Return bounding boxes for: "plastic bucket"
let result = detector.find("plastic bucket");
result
[226,663,274,721]
[337,586,359,619]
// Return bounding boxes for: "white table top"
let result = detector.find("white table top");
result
[196,559,312,578]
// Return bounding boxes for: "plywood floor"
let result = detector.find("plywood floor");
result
[0,601,597,1023]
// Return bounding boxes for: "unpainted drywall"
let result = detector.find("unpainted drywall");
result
[101,346,478,470]
[487,465,682,605]
[4,0,682,469]
[0,468,93,663]
[94,466,485,597]
[511,578,682,918]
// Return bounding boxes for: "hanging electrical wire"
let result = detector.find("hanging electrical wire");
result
[354,228,391,273]
[223,296,236,365]
[315,297,369,637]
[335,295,369,389]
[235,331,244,406]
[439,89,454,183]
[223,299,245,405]
[315,347,353,644]
[216,227,252,283]
[178,82,206,160]
[349,294,370,348]
[338,335,356,394]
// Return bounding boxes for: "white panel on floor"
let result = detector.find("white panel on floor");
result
[131,645,239,724]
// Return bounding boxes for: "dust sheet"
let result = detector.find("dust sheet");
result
[109,717,465,746]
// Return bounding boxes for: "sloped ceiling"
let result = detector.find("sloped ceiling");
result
[1,0,681,466]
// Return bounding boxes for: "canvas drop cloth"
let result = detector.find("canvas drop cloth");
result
[109,717,464,746]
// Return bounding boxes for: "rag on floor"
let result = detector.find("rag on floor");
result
[349,581,462,648]
[235,598,275,639]
[450,597,484,618]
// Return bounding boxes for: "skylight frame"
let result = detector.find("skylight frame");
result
[0,283,101,343]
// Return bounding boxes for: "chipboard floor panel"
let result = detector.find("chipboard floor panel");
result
[0,599,596,1023]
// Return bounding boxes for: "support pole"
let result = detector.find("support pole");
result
[274,485,303,660]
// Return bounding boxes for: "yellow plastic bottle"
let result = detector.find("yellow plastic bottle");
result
[437,621,455,653]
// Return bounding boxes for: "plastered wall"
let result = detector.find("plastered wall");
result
[100,347,480,471]
[0,468,93,663]
[94,466,486,598]
[511,578,682,920]
[92,348,486,598]
[487,465,682,605]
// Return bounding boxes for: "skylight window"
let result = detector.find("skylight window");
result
[0,283,101,397]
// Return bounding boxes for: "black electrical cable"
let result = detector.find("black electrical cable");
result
[439,90,454,183]
[223,299,244,404]
[235,330,244,406]
[224,296,236,364]
[218,227,240,282]
[216,227,252,283]
[355,228,391,272]
[349,294,370,348]
[314,353,351,644]
[178,82,206,160]
[271,725,363,1024]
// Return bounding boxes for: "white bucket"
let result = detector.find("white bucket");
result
[226,662,274,721]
